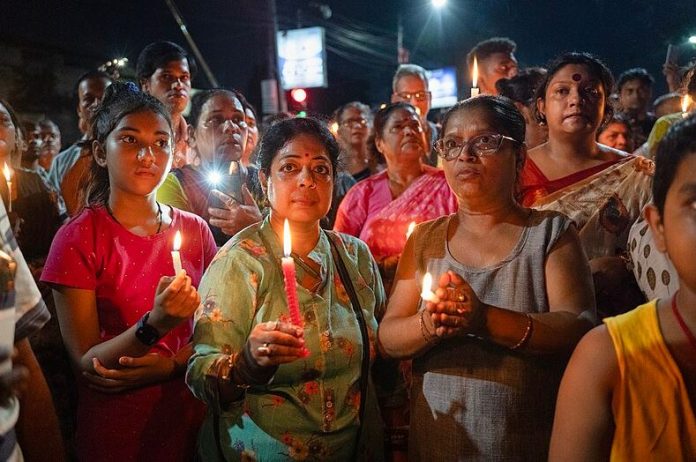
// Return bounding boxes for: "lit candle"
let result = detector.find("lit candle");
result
[228,160,243,203]
[470,56,480,98]
[406,221,416,239]
[3,163,12,213]
[171,231,184,275]
[421,272,438,302]
[281,219,309,357]
[682,94,691,118]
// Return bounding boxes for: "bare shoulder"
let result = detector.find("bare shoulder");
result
[568,325,618,386]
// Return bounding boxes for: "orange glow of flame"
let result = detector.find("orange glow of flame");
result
[682,94,691,113]
[283,219,292,257]
[472,56,479,88]
[421,272,434,301]
[173,231,182,251]
[3,163,11,183]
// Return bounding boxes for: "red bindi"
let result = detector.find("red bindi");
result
[572,73,582,82]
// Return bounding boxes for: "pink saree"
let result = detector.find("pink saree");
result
[333,166,458,260]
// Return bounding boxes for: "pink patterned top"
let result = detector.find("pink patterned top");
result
[333,166,458,260]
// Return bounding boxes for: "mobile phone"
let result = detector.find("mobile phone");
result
[665,44,680,66]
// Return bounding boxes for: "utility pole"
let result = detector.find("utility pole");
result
[164,0,219,87]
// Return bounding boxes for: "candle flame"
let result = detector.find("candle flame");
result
[173,231,182,251]
[472,56,478,88]
[421,272,433,298]
[406,221,416,238]
[228,161,238,175]
[330,121,338,135]
[682,94,691,113]
[3,163,11,183]
[283,219,292,257]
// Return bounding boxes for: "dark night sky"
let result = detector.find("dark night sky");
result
[2,0,696,116]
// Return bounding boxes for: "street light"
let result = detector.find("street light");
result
[432,0,446,8]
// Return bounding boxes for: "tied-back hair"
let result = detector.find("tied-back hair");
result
[255,117,340,180]
[366,102,418,164]
[533,52,615,127]
[188,88,246,129]
[439,95,526,147]
[79,81,172,210]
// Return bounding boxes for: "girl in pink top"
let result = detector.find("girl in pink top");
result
[41,82,217,461]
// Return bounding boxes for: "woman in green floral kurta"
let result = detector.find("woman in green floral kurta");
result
[186,117,385,461]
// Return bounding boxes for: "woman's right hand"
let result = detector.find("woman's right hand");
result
[149,271,201,332]
[246,320,305,367]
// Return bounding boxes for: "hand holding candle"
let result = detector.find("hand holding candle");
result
[171,231,184,276]
[281,219,309,357]
[421,272,438,303]
[470,56,480,98]
[3,163,13,213]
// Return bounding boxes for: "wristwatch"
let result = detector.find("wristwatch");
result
[135,311,162,346]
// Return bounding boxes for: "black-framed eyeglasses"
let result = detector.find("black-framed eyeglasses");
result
[434,133,521,161]
[393,91,431,102]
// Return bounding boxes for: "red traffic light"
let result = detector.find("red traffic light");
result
[290,88,307,103]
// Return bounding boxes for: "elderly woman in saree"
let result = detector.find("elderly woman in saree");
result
[333,102,458,294]
[379,95,595,461]
[519,52,653,314]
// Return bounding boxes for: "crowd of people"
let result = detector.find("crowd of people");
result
[1,35,695,461]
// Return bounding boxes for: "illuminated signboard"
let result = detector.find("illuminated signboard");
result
[277,27,328,89]
[429,67,458,109]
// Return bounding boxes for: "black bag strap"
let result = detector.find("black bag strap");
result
[327,232,370,459]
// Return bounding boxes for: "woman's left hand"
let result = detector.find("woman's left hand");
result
[83,354,177,394]
[426,270,486,338]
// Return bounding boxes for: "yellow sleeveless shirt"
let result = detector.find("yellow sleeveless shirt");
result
[604,300,696,460]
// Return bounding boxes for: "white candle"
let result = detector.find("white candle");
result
[171,231,183,275]
[682,94,691,118]
[406,221,416,239]
[3,163,12,213]
[470,56,480,98]
[421,272,437,302]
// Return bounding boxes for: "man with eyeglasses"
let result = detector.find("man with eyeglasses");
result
[137,41,197,169]
[466,37,519,96]
[391,64,439,166]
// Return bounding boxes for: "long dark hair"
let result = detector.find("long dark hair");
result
[79,82,172,209]
[0,99,24,166]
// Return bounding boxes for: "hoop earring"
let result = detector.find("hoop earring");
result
[538,114,547,126]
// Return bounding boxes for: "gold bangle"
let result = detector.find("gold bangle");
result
[510,314,533,351]
[419,310,437,344]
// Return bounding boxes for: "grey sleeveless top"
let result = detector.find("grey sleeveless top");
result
[409,210,571,462]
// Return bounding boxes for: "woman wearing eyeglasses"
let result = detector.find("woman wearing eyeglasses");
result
[157,89,263,246]
[378,96,595,461]
[333,101,380,182]
[334,102,458,295]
